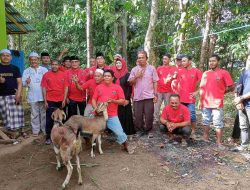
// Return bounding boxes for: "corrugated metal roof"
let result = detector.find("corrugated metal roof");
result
[5,1,36,34]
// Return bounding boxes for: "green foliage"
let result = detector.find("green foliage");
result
[8,0,250,70]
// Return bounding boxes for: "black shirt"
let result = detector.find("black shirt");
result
[0,63,21,96]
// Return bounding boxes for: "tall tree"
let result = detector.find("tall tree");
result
[174,0,189,54]
[199,0,214,71]
[43,0,49,19]
[86,0,93,67]
[114,3,128,60]
[144,0,158,65]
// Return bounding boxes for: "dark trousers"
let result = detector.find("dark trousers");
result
[68,99,86,119]
[134,99,154,133]
[46,101,62,140]
[232,113,241,139]
[159,124,191,137]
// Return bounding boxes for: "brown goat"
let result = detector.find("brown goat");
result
[65,102,108,158]
[51,109,83,189]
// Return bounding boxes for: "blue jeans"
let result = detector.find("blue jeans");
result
[182,103,196,122]
[107,116,127,144]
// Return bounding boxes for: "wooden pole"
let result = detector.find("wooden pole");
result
[0,0,7,49]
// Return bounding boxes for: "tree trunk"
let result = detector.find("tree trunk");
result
[121,11,128,61]
[144,0,158,66]
[43,0,49,19]
[199,0,214,71]
[174,0,188,54]
[86,0,93,68]
[208,34,217,57]
[8,35,15,49]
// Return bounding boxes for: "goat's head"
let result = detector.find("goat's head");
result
[51,108,66,125]
[95,102,108,121]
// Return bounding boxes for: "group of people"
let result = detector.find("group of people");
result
[0,47,250,152]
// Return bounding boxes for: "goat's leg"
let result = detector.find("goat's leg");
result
[97,135,103,155]
[53,146,62,171]
[76,155,83,185]
[62,160,73,189]
[91,134,98,158]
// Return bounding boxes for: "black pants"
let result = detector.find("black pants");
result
[46,101,62,140]
[159,124,191,137]
[67,99,86,119]
[232,113,241,139]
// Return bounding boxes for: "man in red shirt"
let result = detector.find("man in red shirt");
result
[160,94,191,145]
[178,55,202,138]
[92,69,133,154]
[74,68,104,116]
[59,56,71,72]
[41,60,68,144]
[86,53,110,80]
[154,53,175,125]
[171,54,183,93]
[66,56,88,118]
[199,54,234,147]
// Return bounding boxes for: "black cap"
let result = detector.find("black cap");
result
[41,52,50,57]
[63,56,71,62]
[96,52,104,58]
[70,56,80,61]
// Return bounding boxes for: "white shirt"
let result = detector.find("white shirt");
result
[22,66,48,103]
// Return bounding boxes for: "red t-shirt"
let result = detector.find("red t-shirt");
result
[66,68,87,101]
[80,79,99,104]
[171,66,183,94]
[157,65,175,93]
[200,68,234,108]
[86,65,110,80]
[178,67,202,103]
[92,83,125,117]
[59,66,70,72]
[41,71,66,102]
[161,104,190,123]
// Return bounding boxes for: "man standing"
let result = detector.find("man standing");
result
[66,56,87,118]
[160,94,191,145]
[171,54,183,93]
[233,53,250,151]
[128,50,159,136]
[0,49,25,134]
[178,55,202,138]
[59,56,71,72]
[154,53,174,125]
[41,60,68,144]
[86,53,110,80]
[22,52,48,136]
[200,54,234,147]
[41,52,51,70]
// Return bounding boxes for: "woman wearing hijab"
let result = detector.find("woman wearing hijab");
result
[112,57,135,137]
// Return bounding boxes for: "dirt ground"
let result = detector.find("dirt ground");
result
[0,128,250,190]
[0,102,250,190]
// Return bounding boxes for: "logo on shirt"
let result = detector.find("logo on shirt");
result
[190,74,194,79]
[1,73,13,77]
[179,113,184,119]
[216,76,221,81]
[112,91,117,95]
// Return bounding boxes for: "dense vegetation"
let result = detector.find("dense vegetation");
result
[8,0,250,77]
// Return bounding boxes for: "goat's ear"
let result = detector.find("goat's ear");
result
[63,112,66,121]
[51,112,55,120]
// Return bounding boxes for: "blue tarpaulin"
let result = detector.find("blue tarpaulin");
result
[10,50,24,76]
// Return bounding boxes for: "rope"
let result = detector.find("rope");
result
[153,24,250,48]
